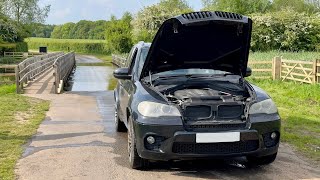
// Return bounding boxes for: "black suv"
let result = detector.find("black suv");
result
[113,11,281,169]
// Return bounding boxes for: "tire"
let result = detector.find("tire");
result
[128,116,149,169]
[247,153,277,166]
[115,106,127,132]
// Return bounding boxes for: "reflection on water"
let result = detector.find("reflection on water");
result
[65,66,113,92]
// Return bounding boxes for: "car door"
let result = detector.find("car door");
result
[118,47,138,123]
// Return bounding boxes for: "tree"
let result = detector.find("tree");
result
[132,0,192,42]
[51,20,107,39]
[201,0,271,14]
[271,0,318,13]
[31,24,55,38]
[88,20,107,39]
[0,15,21,42]
[2,0,50,24]
[105,13,133,53]
[306,0,320,10]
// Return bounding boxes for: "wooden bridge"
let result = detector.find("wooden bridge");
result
[15,52,76,94]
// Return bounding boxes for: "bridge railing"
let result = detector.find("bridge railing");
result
[15,52,64,93]
[53,52,76,94]
[112,54,126,67]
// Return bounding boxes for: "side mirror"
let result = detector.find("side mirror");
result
[113,68,131,80]
[245,67,252,77]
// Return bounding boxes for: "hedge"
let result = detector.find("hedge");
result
[0,42,28,56]
[250,10,320,51]
[15,42,28,52]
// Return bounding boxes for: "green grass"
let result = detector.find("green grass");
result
[249,51,320,61]
[0,85,49,180]
[248,79,320,161]
[25,37,104,44]
[25,37,107,54]
[0,77,15,86]
[108,77,118,90]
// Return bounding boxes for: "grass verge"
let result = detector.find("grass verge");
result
[108,77,118,90]
[0,85,49,180]
[249,51,320,61]
[248,79,320,161]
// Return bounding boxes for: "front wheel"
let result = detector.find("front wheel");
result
[247,153,277,166]
[128,117,149,169]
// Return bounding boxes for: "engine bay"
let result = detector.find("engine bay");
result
[154,81,252,123]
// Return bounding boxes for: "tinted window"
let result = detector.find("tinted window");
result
[137,48,149,76]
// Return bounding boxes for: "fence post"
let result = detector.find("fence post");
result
[272,56,282,80]
[315,59,320,84]
[312,60,317,84]
[15,65,20,94]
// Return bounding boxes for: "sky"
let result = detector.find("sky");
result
[40,0,203,25]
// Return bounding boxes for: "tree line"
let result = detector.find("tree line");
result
[3,0,320,54]
[106,0,320,53]
[50,20,107,40]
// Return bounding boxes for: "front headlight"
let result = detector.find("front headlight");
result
[137,101,181,117]
[249,99,278,115]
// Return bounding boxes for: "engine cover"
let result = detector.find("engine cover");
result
[174,89,220,100]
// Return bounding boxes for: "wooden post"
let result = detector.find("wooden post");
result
[23,52,28,59]
[316,59,320,84]
[15,66,20,94]
[272,56,282,80]
[312,60,317,84]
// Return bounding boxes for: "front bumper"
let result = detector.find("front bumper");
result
[133,116,280,161]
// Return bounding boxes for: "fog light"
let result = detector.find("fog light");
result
[146,136,155,144]
[271,132,277,139]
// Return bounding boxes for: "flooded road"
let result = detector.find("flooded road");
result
[69,66,113,92]
[75,55,103,63]
[15,55,320,180]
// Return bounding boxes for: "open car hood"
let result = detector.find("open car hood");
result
[140,11,252,79]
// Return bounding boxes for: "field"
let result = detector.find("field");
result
[248,79,320,161]
[249,51,320,61]
[25,38,107,54]
[0,85,49,180]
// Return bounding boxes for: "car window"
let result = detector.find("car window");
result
[125,47,136,67]
[136,47,149,76]
[128,49,138,74]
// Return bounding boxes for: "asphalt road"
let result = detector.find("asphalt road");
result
[15,55,320,180]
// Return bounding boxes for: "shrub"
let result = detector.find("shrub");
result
[250,10,320,51]
[0,43,16,56]
[0,57,21,64]
[105,13,133,54]
[15,42,28,52]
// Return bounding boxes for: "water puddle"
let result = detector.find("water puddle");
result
[66,66,114,92]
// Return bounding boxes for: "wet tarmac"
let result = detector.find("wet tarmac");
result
[15,55,320,180]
